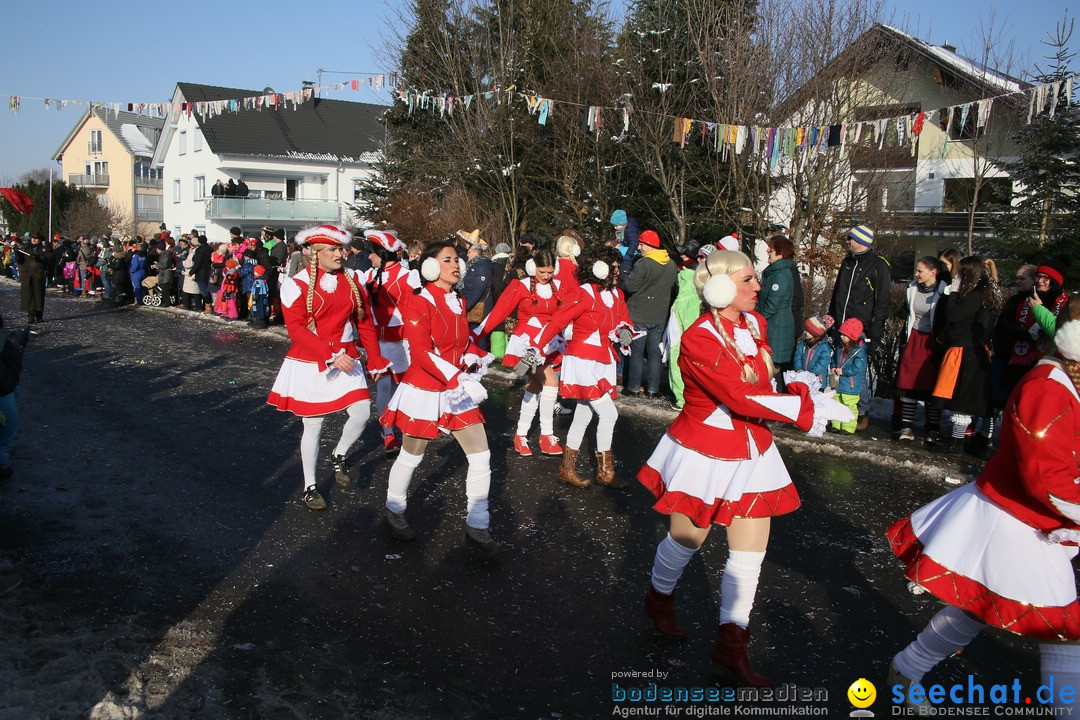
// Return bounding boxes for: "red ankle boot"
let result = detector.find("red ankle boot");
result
[644,586,687,640]
[711,623,771,687]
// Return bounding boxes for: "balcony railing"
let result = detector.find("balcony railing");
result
[135,208,164,222]
[205,197,341,223]
[847,209,994,235]
[135,176,163,189]
[69,174,109,187]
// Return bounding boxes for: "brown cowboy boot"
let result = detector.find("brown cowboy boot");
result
[645,585,687,640]
[595,450,628,488]
[711,623,771,687]
[559,447,590,487]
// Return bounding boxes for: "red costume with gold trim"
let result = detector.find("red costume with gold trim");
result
[267,266,390,417]
[380,284,492,438]
[638,311,816,528]
[474,276,564,366]
[889,358,1080,640]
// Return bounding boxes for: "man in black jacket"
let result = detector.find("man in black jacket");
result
[827,225,891,430]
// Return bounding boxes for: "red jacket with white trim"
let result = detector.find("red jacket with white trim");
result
[977,359,1080,537]
[668,311,814,460]
[367,262,417,343]
[399,283,491,391]
[280,266,390,372]
[555,257,580,292]
[474,277,563,339]
[536,283,632,364]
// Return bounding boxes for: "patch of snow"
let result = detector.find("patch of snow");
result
[120,124,154,156]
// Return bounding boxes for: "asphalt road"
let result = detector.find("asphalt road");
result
[0,282,1041,719]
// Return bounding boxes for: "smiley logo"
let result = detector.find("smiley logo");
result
[847,678,876,708]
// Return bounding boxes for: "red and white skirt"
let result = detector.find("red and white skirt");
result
[638,432,800,528]
[380,382,485,439]
[560,355,617,401]
[267,357,371,417]
[888,483,1080,640]
[379,339,409,381]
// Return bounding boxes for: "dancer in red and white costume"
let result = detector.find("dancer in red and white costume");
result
[267,224,391,511]
[473,249,565,457]
[886,298,1080,711]
[554,233,582,292]
[535,245,640,489]
[638,249,850,687]
[362,229,417,457]
[380,240,501,555]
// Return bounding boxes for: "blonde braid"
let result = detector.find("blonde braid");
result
[710,308,759,384]
[742,317,777,379]
[305,256,318,331]
[342,269,365,322]
[1063,358,1080,396]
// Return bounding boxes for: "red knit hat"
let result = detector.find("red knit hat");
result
[838,317,864,340]
[253,265,266,278]
[638,230,661,248]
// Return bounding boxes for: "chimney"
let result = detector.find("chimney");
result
[940,41,956,53]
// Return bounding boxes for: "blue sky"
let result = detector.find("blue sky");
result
[0,0,1072,183]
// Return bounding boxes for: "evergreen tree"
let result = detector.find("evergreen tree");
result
[992,17,1080,270]
[0,180,90,237]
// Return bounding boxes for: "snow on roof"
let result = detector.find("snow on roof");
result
[881,25,1021,94]
[120,123,154,156]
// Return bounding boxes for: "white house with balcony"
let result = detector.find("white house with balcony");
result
[151,82,386,242]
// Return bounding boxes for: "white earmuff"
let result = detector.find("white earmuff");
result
[592,261,609,281]
[525,259,536,277]
[703,274,737,309]
[1056,319,1080,362]
[458,257,468,279]
[421,257,440,282]
[572,244,581,257]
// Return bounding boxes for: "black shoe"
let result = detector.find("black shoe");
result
[645,390,660,399]
[385,509,417,541]
[622,389,639,397]
[302,486,327,511]
[330,453,351,487]
[965,433,990,458]
[464,526,501,555]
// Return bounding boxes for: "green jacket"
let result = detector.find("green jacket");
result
[759,258,796,363]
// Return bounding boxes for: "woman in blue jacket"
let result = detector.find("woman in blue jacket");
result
[129,243,149,305]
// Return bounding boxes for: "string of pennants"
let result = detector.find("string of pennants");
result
[395,75,1076,164]
[2,72,401,120]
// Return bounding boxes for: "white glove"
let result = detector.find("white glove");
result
[461,377,488,405]
[807,393,854,437]
[463,352,494,377]
[617,328,634,347]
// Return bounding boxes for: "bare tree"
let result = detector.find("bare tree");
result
[60,197,132,240]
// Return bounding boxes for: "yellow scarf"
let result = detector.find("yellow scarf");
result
[645,248,670,265]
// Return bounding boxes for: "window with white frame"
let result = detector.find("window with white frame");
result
[194,176,205,200]
[89,129,103,154]
[178,131,187,155]
[173,179,181,203]
[194,129,203,152]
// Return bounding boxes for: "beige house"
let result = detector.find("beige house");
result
[52,108,166,238]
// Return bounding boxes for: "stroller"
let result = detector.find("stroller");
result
[141,276,162,306]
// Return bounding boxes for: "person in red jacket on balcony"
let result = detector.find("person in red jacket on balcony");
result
[638,249,851,688]
[472,249,566,457]
[267,224,391,512]
[886,299,1080,712]
[380,239,501,556]
[362,229,416,458]
[535,244,641,489]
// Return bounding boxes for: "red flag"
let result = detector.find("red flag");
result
[0,188,33,214]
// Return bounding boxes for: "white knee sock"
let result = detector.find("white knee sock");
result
[593,395,619,452]
[385,449,424,514]
[332,401,370,456]
[650,533,699,594]
[517,391,539,436]
[376,376,395,437]
[1040,644,1080,710]
[465,450,491,529]
[951,413,973,440]
[300,416,325,490]
[538,385,558,436]
[893,606,985,681]
[718,550,766,628]
[566,402,594,451]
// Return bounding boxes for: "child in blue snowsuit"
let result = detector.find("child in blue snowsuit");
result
[831,318,867,434]
[250,266,269,329]
[793,315,833,389]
